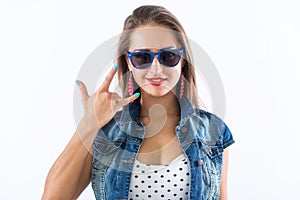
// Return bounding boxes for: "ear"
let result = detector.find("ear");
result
[125,56,133,71]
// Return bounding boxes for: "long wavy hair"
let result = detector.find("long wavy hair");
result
[117,5,200,108]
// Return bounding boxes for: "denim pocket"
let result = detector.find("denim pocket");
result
[200,142,223,159]
[91,138,123,190]
[93,138,122,156]
[92,137,123,170]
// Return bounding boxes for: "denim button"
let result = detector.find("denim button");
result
[198,160,203,166]
[180,126,188,133]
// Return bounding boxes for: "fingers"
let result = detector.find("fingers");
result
[117,92,140,108]
[76,80,89,101]
[110,93,123,106]
[98,64,118,92]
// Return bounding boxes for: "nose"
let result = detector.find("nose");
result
[150,55,163,73]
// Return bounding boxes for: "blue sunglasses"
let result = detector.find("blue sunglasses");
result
[127,48,183,69]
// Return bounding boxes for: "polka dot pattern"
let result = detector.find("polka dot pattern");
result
[128,154,190,199]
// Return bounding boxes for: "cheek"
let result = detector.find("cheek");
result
[173,73,181,85]
[132,70,146,83]
[169,67,181,81]
[173,60,183,74]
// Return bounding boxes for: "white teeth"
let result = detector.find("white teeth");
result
[152,79,161,82]
[148,78,165,83]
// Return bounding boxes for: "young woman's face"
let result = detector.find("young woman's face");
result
[126,25,183,97]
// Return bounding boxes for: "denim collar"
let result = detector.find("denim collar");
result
[120,92,196,125]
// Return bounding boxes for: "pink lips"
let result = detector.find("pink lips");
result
[146,78,166,86]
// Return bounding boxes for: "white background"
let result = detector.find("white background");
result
[0,0,299,199]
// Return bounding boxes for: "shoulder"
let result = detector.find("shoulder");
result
[192,108,235,149]
[194,108,224,127]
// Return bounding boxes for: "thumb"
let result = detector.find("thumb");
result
[76,80,89,101]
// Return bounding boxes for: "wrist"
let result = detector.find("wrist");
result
[76,117,99,144]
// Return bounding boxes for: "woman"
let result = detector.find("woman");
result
[42,5,234,200]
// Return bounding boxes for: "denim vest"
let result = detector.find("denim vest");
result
[91,94,235,200]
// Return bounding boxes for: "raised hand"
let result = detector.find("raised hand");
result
[76,65,140,130]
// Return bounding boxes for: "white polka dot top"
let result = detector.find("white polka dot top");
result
[128,153,191,200]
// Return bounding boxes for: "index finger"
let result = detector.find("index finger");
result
[98,64,118,91]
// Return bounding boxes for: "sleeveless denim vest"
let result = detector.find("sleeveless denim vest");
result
[91,94,235,200]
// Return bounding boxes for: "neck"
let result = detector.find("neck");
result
[139,88,180,118]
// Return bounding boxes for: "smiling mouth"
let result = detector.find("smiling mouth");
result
[146,78,167,86]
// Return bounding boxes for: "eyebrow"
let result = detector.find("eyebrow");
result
[133,46,177,52]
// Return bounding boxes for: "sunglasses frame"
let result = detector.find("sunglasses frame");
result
[127,48,184,69]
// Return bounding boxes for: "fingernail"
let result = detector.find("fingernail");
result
[113,64,118,70]
[134,92,140,97]
[75,80,80,86]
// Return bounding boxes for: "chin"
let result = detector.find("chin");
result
[141,86,172,97]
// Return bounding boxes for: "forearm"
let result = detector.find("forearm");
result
[42,118,99,199]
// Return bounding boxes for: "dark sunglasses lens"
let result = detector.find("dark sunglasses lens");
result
[160,51,181,67]
[132,53,151,68]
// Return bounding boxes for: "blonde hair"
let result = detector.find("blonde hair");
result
[117,5,200,108]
